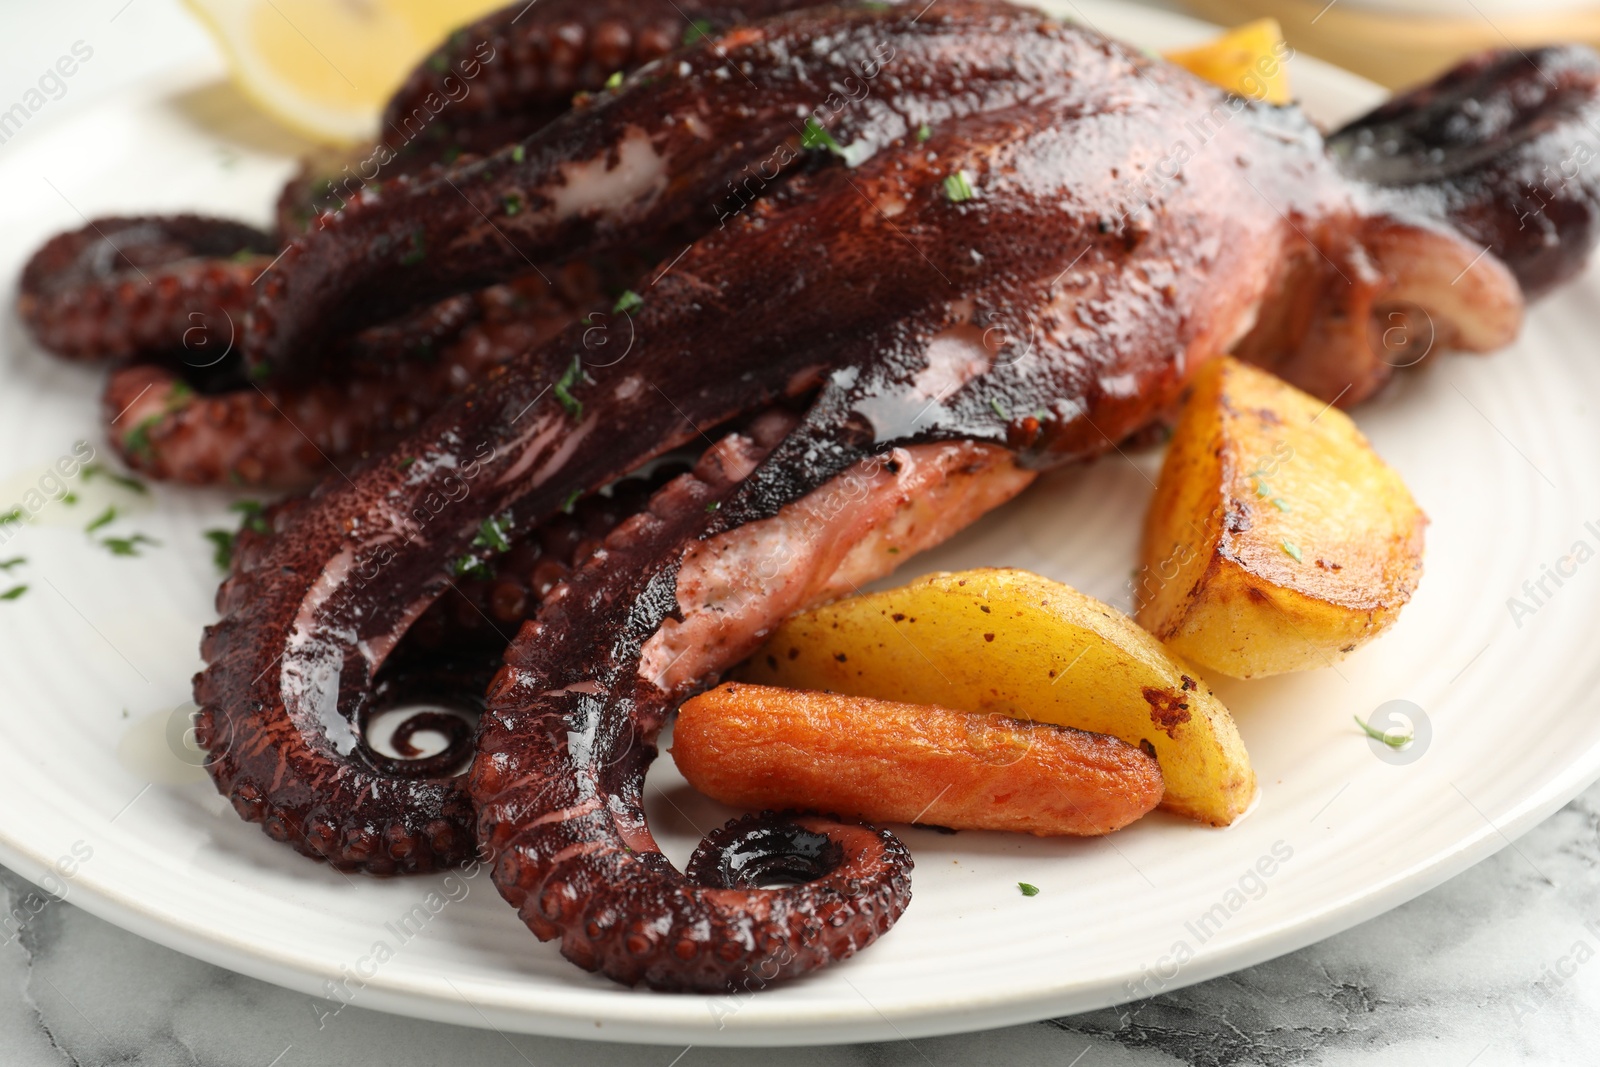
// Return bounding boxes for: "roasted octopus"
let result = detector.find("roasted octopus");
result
[17,0,1600,994]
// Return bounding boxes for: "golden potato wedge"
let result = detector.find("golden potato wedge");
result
[1135,356,1426,679]
[674,683,1165,837]
[739,568,1255,826]
[1164,19,1292,105]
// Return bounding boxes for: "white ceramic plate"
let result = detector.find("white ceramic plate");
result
[0,0,1595,1047]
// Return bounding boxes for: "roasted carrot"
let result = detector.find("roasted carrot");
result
[672,683,1164,836]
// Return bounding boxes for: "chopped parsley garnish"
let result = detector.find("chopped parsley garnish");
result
[167,380,195,404]
[561,488,581,515]
[916,122,932,143]
[229,500,270,534]
[943,170,976,202]
[249,361,273,381]
[101,533,159,558]
[428,53,449,74]
[1281,540,1303,563]
[473,512,513,553]
[605,70,624,90]
[62,492,78,505]
[1018,882,1040,897]
[612,289,643,315]
[683,18,715,45]
[0,585,26,601]
[398,456,417,469]
[511,144,525,164]
[1254,478,1272,498]
[123,415,161,459]
[450,554,491,579]
[553,356,587,419]
[1354,713,1412,748]
[861,0,893,10]
[0,558,23,572]
[705,500,720,513]
[84,506,118,536]
[801,117,846,157]
[0,508,22,526]
[1272,497,1291,513]
[989,397,1009,421]
[204,529,235,572]
[502,193,523,216]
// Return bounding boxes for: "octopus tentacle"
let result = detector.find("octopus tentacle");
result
[1328,45,1600,298]
[383,0,824,145]
[103,267,599,488]
[18,215,275,362]
[193,454,657,873]
[244,1,1113,375]
[278,0,824,235]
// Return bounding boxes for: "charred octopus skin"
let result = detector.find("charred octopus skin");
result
[189,0,1600,992]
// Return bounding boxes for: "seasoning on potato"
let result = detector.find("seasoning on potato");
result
[673,683,1165,837]
[1136,356,1426,679]
[739,568,1256,827]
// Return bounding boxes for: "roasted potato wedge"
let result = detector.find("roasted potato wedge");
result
[739,568,1255,826]
[673,683,1165,836]
[1164,18,1292,105]
[1135,356,1426,679]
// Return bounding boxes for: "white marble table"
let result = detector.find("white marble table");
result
[2,3,1597,1063]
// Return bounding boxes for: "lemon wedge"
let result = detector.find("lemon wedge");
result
[183,0,508,143]
[1164,19,1292,105]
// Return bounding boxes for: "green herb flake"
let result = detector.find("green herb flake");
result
[801,117,845,157]
[1254,478,1272,498]
[1281,539,1303,563]
[553,356,587,419]
[887,546,899,554]
[428,53,449,74]
[450,554,490,579]
[511,144,525,164]
[1272,497,1291,513]
[861,0,892,10]
[683,18,715,45]
[612,289,643,315]
[1018,882,1041,897]
[0,558,23,572]
[943,169,976,203]
[248,361,273,382]
[84,506,118,536]
[473,513,513,553]
[229,500,270,534]
[167,380,195,404]
[502,193,523,216]
[916,122,932,143]
[1354,713,1412,749]
[0,585,27,601]
[62,492,78,506]
[204,529,235,572]
[705,500,720,513]
[989,397,1009,421]
[561,488,581,515]
[101,533,159,558]
[123,415,162,460]
[605,70,624,90]
[0,508,23,526]
[399,456,417,469]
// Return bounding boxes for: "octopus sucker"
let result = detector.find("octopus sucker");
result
[11,0,1598,991]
